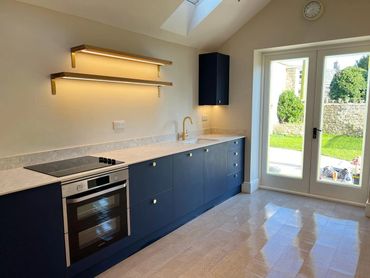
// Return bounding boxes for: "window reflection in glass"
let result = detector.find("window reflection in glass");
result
[77,194,120,220]
[78,217,120,249]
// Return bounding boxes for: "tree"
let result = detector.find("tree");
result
[277,90,304,123]
[356,55,369,72]
[329,66,367,102]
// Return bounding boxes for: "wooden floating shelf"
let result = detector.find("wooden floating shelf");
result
[50,72,173,95]
[70,44,173,68]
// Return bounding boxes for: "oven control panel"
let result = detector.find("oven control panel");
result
[62,168,129,198]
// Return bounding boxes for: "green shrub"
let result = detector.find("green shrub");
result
[277,90,304,123]
[356,55,369,72]
[329,66,368,102]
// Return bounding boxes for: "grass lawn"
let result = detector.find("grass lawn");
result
[269,134,363,161]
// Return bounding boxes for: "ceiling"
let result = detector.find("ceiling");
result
[17,0,271,50]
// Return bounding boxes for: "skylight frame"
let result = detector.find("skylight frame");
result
[186,0,201,5]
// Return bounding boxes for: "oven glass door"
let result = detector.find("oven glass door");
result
[67,183,128,264]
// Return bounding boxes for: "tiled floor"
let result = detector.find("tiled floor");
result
[99,190,370,278]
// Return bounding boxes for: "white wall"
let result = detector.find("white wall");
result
[0,0,210,158]
[215,0,370,182]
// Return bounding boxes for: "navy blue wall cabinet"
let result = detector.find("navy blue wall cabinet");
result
[0,183,66,278]
[173,149,204,218]
[199,52,230,105]
[204,143,228,203]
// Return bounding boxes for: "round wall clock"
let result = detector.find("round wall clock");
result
[303,0,324,21]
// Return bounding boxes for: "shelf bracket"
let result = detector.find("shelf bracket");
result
[157,65,160,78]
[51,79,56,95]
[158,86,161,98]
[71,52,76,68]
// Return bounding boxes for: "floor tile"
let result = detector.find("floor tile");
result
[98,190,370,278]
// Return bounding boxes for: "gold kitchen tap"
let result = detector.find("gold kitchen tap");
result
[181,116,193,141]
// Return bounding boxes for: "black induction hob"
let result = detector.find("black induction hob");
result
[24,156,123,177]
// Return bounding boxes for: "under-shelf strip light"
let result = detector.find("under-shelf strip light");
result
[50,72,172,95]
[79,50,167,65]
[70,45,172,68]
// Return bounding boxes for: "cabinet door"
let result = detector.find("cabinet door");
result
[204,143,227,203]
[199,53,229,105]
[173,149,204,218]
[199,53,218,105]
[227,172,243,190]
[130,156,173,206]
[216,53,230,105]
[0,183,66,278]
[131,189,173,239]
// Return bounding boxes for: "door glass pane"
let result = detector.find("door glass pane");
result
[77,194,120,221]
[318,53,369,186]
[267,58,309,178]
[78,217,120,249]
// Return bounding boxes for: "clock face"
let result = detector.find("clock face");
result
[304,1,323,20]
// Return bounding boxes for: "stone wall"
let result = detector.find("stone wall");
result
[272,103,366,137]
[273,123,304,136]
[322,103,366,136]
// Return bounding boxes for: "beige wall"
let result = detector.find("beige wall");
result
[3,0,370,182]
[0,0,210,158]
[215,0,370,181]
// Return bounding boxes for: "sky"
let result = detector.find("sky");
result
[325,52,369,70]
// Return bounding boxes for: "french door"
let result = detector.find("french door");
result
[261,45,370,204]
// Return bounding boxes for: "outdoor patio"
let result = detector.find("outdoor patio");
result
[268,147,359,185]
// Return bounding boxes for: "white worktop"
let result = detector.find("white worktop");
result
[0,134,244,196]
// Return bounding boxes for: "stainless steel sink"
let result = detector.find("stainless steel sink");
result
[181,138,219,144]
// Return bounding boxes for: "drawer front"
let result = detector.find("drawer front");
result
[227,172,243,190]
[130,190,174,239]
[129,156,173,206]
[227,138,244,151]
[227,150,243,174]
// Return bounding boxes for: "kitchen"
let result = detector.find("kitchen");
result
[1,0,370,277]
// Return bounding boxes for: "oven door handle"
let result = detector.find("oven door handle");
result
[66,183,126,204]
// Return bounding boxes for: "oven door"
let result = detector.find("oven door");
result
[66,182,129,264]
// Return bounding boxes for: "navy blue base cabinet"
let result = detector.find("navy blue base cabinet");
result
[227,139,245,190]
[173,149,204,218]
[71,139,245,277]
[204,143,228,203]
[3,139,245,277]
[129,156,173,207]
[131,189,174,239]
[0,183,66,278]
[129,155,174,238]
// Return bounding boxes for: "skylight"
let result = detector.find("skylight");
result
[161,0,222,36]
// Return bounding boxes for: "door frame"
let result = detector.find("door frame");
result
[309,45,370,204]
[259,41,370,206]
[260,50,317,193]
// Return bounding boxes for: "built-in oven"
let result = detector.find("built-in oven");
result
[62,168,130,266]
